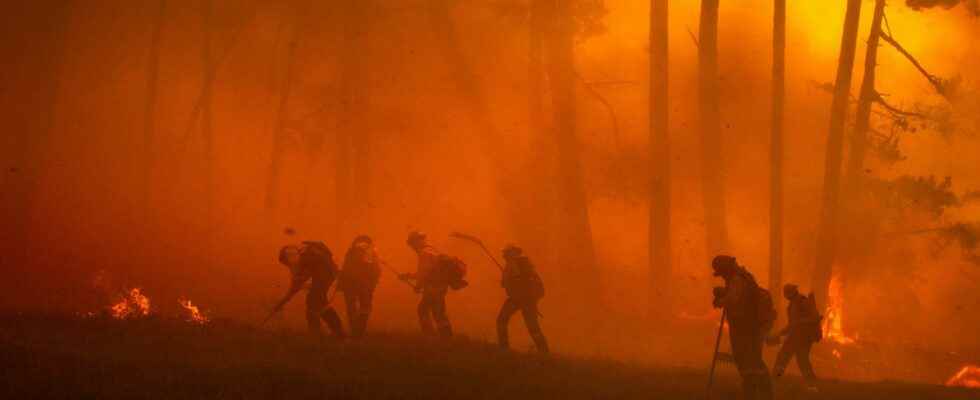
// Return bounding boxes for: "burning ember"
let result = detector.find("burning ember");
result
[178,298,210,325]
[822,274,857,345]
[110,288,151,319]
[946,365,980,388]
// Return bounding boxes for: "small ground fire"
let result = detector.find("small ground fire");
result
[109,288,151,320]
[178,298,209,325]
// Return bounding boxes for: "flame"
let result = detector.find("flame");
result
[946,365,980,388]
[109,288,151,319]
[832,349,842,360]
[822,274,858,345]
[178,298,210,325]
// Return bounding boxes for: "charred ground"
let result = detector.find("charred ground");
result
[0,314,976,400]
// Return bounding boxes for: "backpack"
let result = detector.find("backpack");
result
[341,247,381,289]
[437,254,468,290]
[505,257,544,300]
[756,286,777,333]
[736,267,776,332]
[300,241,337,280]
[526,271,545,300]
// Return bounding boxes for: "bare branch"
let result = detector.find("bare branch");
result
[574,69,621,151]
[178,8,256,149]
[879,31,950,99]
[873,91,927,119]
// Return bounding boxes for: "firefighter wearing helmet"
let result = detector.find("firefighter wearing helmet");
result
[400,231,453,338]
[497,245,549,353]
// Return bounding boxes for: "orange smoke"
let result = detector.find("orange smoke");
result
[178,298,209,325]
[109,288,151,319]
[946,365,980,388]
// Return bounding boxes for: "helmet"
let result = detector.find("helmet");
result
[278,245,300,266]
[502,244,523,259]
[352,235,373,247]
[711,255,737,276]
[406,231,427,247]
[783,283,799,298]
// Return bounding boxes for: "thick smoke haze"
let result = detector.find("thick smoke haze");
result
[1,0,978,384]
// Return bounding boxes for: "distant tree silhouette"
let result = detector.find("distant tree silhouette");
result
[769,0,786,312]
[698,0,729,256]
[648,0,671,315]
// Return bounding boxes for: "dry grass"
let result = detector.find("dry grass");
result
[0,314,976,399]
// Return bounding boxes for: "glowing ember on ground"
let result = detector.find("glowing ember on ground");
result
[822,274,857,345]
[109,288,151,319]
[178,298,209,325]
[946,365,980,388]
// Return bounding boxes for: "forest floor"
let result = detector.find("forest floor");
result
[0,314,976,400]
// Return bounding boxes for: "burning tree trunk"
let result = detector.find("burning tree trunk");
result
[265,1,304,211]
[698,0,730,256]
[837,0,885,284]
[142,0,166,220]
[648,0,671,314]
[545,0,600,304]
[812,0,862,308]
[769,0,786,310]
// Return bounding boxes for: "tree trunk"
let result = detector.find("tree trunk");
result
[527,0,555,261]
[769,0,785,312]
[545,0,600,306]
[698,0,729,256]
[0,0,74,305]
[201,0,216,262]
[334,0,366,240]
[265,2,303,211]
[844,0,886,198]
[812,0,862,308]
[649,0,671,314]
[529,0,545,150]
[143,0,166,219]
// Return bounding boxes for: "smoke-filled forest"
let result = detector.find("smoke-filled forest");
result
[2,0,980,398]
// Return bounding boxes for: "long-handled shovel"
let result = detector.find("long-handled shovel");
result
[381,261,419,291]
[706,309,727,399]
[450,232,544,319]
[449,232,504,272]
